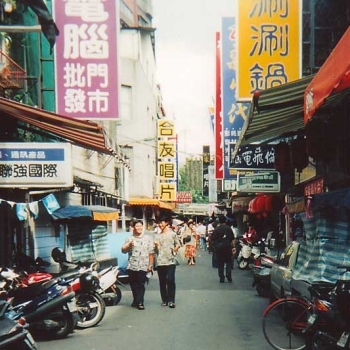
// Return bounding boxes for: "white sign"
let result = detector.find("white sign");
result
[0,143,73,188]
[237,171,280,193]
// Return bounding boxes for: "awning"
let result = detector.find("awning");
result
[51,205,119,221]
[304,26,350,122]
[128,197,160,206]
[0,97,118,157]
[232,75,314,158]
[159,201,174,210]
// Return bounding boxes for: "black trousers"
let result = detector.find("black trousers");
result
[216,253,233,280]
[127,269,147,305]
[157,264,176,303]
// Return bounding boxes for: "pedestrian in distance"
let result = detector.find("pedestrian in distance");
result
[154,216,181,308]
[181,219,197,265]
[121,220,154,310]
[212,215,235,283]
[197,221,207,251]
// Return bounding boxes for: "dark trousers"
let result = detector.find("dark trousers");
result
[216,253,233,280]
[127,269,147,305]
[157,264,176,303]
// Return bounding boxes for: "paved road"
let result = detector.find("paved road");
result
[38,250,273,350]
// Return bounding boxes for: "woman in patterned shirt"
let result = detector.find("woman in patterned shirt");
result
[121,220,154,310]
[154,216,181,308]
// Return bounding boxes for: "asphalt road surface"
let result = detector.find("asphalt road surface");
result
[38,249,273,350]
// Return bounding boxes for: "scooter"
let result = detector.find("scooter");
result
[0,268,77,340]
[237,236,270,270]
[0,299,38,349]
[51,247,122,307]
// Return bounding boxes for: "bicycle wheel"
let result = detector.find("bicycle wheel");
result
[262,298,310,350]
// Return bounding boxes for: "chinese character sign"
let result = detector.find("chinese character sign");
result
[157,119,177,201]
[237,0,302,101]
[54,0,119,120]
[203,145,210,197]
[221,17,250,179]
[229,144,275,169]
[215,31,223,179]
[0,143,72,187]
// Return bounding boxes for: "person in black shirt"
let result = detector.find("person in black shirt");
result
[212,215,235,283]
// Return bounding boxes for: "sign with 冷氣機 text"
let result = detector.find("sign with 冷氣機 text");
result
[0,143,72,188]
[54,0,119,120]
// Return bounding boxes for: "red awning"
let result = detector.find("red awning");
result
[0,97,117,156]
[304,26,350,122]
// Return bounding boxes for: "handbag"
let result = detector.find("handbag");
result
[183,235,191,244]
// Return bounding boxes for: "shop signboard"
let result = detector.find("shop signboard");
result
[0,143,72,188]
[237,171,280,193]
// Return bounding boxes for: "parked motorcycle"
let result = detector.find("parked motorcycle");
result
[0,299,38,349]
[0,268,77,340]
[13,251,107,329]
[237,236,269,270]
[51,247,122,306]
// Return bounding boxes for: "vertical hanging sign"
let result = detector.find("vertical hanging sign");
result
[54,0,119,120]
[157,119,177,201]
[202,145,210,197]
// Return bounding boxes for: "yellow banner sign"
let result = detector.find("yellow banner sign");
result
[237,0,302,101]
[158,162,176,180]
[157,119,175,138]
[157,141,176,159]
[159,182,177,201]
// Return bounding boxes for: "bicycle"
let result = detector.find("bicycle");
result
[262,295,311,350]
[262,268,350,350]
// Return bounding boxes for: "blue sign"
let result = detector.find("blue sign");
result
[222,17,250,179]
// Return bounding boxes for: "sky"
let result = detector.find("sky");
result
[152,0,235,164]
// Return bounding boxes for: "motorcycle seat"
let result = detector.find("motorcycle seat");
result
[10,279,58,299]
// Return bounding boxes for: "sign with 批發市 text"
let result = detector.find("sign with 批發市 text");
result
[237,171,280,193]
[0,143,72,188]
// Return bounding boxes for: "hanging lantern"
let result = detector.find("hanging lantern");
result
[274,142,292,173]
[255,195,266,213]
[290,136,309,173]
[248,197,258,213]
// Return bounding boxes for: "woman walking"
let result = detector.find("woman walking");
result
[154,216,181,308]
[121,220,154,310]
[182,219,197,265]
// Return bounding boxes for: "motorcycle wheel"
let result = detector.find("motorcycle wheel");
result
[104,286,122,306]
[75,291,106,329]
[46,309,74,339]
[238,258,249,270]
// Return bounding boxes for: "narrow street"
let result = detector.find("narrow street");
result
[38,250,272,350]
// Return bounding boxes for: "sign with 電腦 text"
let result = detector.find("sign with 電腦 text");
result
[54,0,119,120]
[0,143,72,188]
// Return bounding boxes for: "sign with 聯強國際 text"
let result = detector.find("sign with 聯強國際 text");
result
[237,0,302,101]
[0,143,72,188]
[54,0,119,120]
